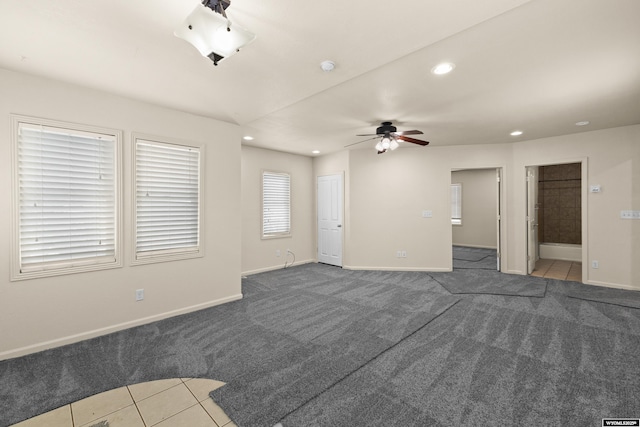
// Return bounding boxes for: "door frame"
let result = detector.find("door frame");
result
[526,166,539,274]
[450,166,506,272]
[316,173,344,267]
[524,158,588,282]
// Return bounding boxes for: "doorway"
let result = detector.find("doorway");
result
[450,168,502,271]
[317,174,343,267]
[527,162,583,282]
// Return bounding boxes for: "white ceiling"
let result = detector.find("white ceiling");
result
[1,0,639,156]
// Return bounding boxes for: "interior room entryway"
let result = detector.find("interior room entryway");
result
[451,168,502,271]
[317,174,343,267]
[531,259,582,281]
[526,162,584,282]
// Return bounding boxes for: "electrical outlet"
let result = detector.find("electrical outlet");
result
[401,251,407,258]
[591,260,599,269]
[135,289,144,301]
[276,249,281,257]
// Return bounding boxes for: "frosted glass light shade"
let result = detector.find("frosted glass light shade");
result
[175,4,256,63]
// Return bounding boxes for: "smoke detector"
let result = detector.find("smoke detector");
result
[320,60,335,72]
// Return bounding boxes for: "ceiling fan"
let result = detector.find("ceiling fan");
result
[346,122,430,154]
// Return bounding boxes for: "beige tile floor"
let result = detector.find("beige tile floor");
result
[531,258,582,282]
[12,378,236,427]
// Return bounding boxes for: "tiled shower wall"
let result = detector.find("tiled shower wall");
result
[538,163,581,244]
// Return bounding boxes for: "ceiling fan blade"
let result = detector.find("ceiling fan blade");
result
[344,136,379,148]
[355,133,380,137]
[397,135,430,146]
[396,130,423,136]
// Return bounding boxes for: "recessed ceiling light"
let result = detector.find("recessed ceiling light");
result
[431,62,455,75]
[242,136,254,141]
[312,150,320,154]
[320,60,335,72]
[510,130,523,136]
[575,121,590,126]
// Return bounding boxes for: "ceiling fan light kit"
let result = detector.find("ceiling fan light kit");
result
[175,0,256,66]
[349,121,430,154]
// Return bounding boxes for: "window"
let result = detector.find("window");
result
[133,137,203,264]
[12,117,121,280]
[262,171,290,238]
[451,183,462,225]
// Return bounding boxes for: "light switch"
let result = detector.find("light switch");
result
[590,185,601,193]
[422,210,433,218]
[621,210,640,219]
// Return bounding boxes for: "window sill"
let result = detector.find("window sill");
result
[131,249,203,266]
[11,259,122,282]
[261,234,292,240]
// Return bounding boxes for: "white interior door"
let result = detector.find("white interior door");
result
[526,166,539,274]
[317,174,343,266]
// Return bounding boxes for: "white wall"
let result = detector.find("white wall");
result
[241,146,315,275]
[451,169,498,248]
[0,69,242,359]
[345,143,510,271]
[342,126,639,290]
[509,125,640,289]
[347,147,453,270]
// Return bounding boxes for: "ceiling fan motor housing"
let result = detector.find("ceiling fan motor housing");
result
[376,121,397,134]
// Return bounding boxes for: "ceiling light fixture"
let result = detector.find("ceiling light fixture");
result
[242,135,254,141]
[320,60,335,72]
[575,120,590,126]
[510,130,523,136]
[312,150,320,154]
[431,62,455,75]
[175,0,256,66]
[374,135,400,154]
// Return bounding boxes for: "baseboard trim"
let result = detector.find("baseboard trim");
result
[505,269,525,275]
[0,293,243,361]
[242,259,315,276]
[584,280,639,291]
[343,265,452,272]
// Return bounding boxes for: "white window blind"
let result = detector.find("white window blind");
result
[135,140,201,258]
[451,183,462,225]
[263,171,290,237]
[17,123,117,273]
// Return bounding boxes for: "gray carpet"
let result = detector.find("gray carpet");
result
[567,282,640,309]
[209,268,459,427]
[430,268,548,297]
[453,246,497,270]
[281,296,640,425]
[0,264,457,427]
[1,264,639,427]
